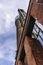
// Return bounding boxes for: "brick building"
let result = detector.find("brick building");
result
[15,0,43,65]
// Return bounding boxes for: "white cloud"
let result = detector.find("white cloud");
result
[0,3,3,9]
[0,0,30,65]
[0,0,29,35]
[0,51,4,59]
[0,38,17,63]
[5,13,14,30]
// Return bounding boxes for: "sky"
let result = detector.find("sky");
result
[0,0,29,65]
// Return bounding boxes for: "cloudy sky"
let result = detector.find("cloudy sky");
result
[0,0,29,65]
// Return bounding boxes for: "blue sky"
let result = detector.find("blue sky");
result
[0,0,29,65]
